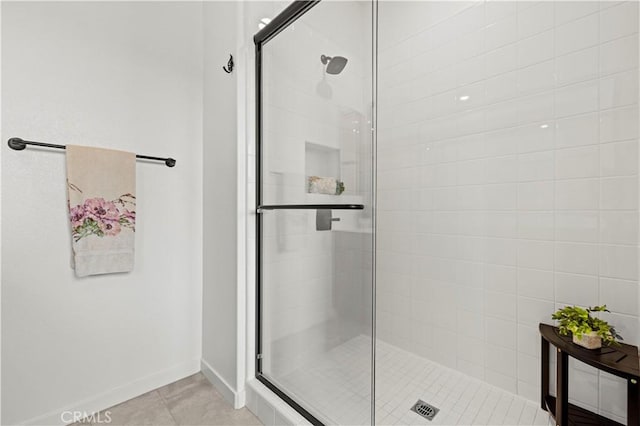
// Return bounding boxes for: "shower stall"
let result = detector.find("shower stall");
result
[252,1,640,425]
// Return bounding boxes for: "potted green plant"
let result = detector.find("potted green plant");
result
[551,305,623,349]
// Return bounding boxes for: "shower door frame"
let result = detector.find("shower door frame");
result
[254,2,377,424]
[253,2,325,425]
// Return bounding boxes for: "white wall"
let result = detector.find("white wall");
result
[1,3,203,425]
[201,0,243,407]
[377,1,639,423]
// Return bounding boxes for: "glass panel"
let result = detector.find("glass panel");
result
[259,1,374,425]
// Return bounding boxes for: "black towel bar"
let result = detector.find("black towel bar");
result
[7,137,176,167]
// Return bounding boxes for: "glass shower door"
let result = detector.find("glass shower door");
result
[255,1,375,424]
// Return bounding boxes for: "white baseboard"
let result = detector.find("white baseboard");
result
[200,359,244,409]
[21,359,200,426]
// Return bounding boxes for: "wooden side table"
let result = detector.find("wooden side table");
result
[539,323,640,426]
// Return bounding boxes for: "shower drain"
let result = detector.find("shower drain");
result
[411,400,439,421]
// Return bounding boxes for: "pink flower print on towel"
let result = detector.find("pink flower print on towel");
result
[99,217,121,236]
[69,190,136,242]
[85,198,120,222]
[121,209,136,229]
[69,204,86,229]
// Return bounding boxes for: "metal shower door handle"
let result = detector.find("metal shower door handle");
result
[316,209,339,231]
[255,203,363,231]
[256,203,364,213]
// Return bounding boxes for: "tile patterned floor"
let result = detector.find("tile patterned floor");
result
[70,373,261,426]
[278,336,553,425]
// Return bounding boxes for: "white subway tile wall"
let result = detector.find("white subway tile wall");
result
[378,1,638,424]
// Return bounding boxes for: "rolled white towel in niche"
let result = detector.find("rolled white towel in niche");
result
[307,176,345,195]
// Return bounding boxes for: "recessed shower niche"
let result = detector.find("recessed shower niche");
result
[305,141,342,196]
[304,109,368,201]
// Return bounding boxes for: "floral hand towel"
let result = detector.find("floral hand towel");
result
[66,145,136,277]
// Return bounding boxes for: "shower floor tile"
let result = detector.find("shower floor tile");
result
[278,336,552,425]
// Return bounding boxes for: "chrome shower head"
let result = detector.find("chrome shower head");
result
[321,54,348,75]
